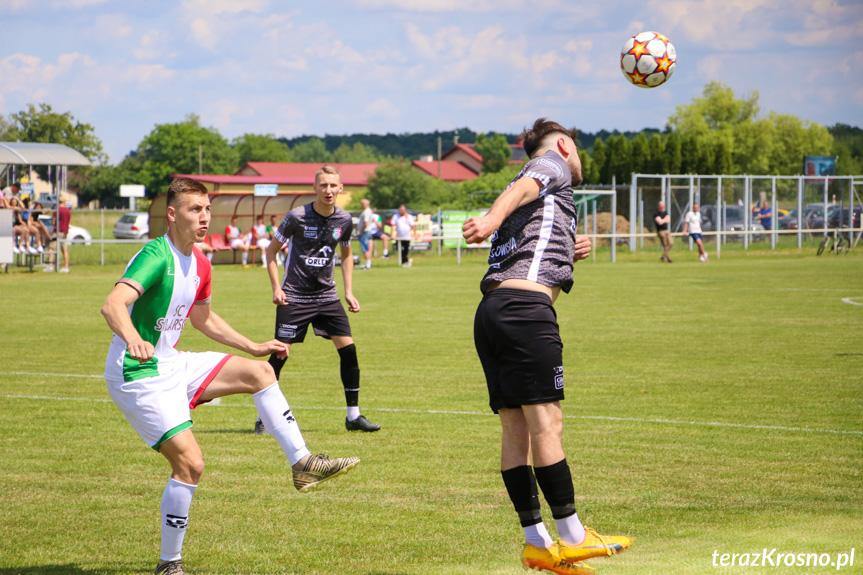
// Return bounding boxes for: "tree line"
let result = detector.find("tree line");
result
[0,82,860,210]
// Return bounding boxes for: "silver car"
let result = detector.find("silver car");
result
[113,212,149,239]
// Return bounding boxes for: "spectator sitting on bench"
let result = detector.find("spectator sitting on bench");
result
[9,196,41,255]
[26,199,51,252]
[195,239,215,262]
[252,215,272,268]
[225,216,251,267]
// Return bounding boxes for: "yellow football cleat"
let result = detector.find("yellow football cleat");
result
[521,543,596,575]
[557,527,633,562]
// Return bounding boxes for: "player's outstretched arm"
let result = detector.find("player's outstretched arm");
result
[340,243,360,313]
[101,282,154,362]
[462,176,542,244]
[189,304,288,358]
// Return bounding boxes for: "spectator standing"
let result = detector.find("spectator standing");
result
[391,205,416,267]
[225,216,250,267]
[757,201,772,231]
[358,199,375,270]
[682,202,708,263]
[45,196,71,272]
[653,201,673,263]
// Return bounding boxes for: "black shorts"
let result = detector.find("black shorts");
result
[274,299,352,343]
[473,288,565,413]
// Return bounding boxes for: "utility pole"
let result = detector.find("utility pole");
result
[198,144,203,174]
[437,137,442,179]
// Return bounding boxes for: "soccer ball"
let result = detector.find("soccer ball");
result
[620,31,676,88]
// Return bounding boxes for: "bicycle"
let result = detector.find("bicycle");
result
[817,230,849,255]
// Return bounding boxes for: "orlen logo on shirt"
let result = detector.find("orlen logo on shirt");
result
[155,304,189,332]
[305,246,331,267]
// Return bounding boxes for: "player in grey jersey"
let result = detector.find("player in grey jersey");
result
[464,119,631,575]
[255,166,381,433]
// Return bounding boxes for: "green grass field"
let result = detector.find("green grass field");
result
[1,245,861,574]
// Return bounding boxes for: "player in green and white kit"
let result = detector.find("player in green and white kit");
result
[102,178,359,575]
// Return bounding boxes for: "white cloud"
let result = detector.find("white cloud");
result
[351,0,524,12]
[56,0,109,7]
[132,30,164,61]
[366,98,400,119]
[181,0,268,16]
[190,18,218,50]
[92,14,132,40]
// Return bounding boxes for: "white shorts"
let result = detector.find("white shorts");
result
[106,351,232,450]
[256,238,271,250]
[230,238,246,249]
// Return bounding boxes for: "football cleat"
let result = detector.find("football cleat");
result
[254,418,266,436]
[345,415,381,432]
[154,559,185,575]
[557,528,633,563]
[522,543,596,575]
[293,454,360,493]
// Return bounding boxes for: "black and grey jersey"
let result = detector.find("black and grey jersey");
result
[276,203,353,303]
[480,151,578,294]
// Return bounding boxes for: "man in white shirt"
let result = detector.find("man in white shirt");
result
[252,215,271,268]
[682,202,708,262]
[225,216,251,267]
[391,205,416,267]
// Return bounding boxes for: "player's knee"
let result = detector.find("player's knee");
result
[249,360,276,391]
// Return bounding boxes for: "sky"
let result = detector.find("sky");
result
[1,0,861,164]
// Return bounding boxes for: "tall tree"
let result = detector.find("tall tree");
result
[647,133,667,174]
[332,142,384,163]
[605,134,631,184]
[578,149,600,185]
[232,134,290,167]
[135,114,237,197]
[629,132,650,176]
[291,137,334,163]
[474,132,511,173]
[365,160,457,211]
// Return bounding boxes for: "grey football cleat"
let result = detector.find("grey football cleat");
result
[254,418,266,435]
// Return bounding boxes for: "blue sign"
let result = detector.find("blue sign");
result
[254,184,278,197]
[803,156,836,180]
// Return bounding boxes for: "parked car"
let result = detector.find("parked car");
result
[37,214,93,245]
[828,206,862,229]
[778,203,836,231]
[805,204,839,232]
[113,212,150,239]
[698,205,765,241]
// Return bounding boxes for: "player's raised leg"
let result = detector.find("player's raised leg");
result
[200,355,360,491]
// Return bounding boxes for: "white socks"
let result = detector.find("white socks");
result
[252,382,310,465]
[524,522,554,549]
[160,478,196,561]
[556,513,586,546]
[242,251,248,265]
[206,252,213,262]
[346,406,360,421]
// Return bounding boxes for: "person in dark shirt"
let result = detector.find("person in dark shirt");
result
[255,165,380,434]
[463,118,632,574]
[654,201,673,262]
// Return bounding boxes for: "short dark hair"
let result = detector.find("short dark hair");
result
[522,118,578,159]
[167,177,208,208]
